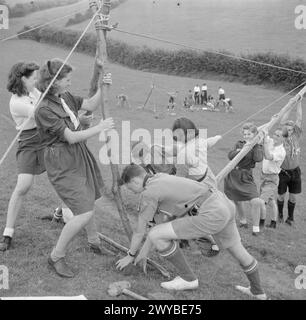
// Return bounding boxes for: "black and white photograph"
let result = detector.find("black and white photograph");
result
[0,0,305,309]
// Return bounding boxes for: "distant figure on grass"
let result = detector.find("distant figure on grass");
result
[117,93,130,108]
[258,128,286,229]
[184,89,195,110]
[200,83,208,105]
[193,84,200,105]
[277,98,303,226]
[224,123,264,236]
[167,91,178,114]
[218,86,225,101]
[206,95,217,111]
[116,164,267,300]
[223,97,234,112]
[34,58,114,278]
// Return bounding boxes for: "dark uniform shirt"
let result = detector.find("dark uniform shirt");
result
[228,141,263,169]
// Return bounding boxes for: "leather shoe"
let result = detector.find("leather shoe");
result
[285,218,293,226]
[48,256,75,278]
[88,243,115,256]
[0,236,12,252]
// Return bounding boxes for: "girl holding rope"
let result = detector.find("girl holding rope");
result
[34,58,114,278]
[0,62,44,252]
[224,123,264,236]
[171,117,222,256]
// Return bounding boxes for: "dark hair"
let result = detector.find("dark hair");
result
[119,164,146,186]
[7,62,39,97]
[172,117,199,143]
[36,58,73,95]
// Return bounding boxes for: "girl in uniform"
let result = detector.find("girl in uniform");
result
[171,117,222,256]
[34,58,114,277]
[0,62,46,252]
[224,123,264,236]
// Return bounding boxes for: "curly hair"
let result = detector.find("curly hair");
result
[241,122,258,135]
[7,62,39,97]
[36,58,73,95]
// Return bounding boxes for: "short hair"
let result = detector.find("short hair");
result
[119,164,146,185]
[241,122,258,135]
[37,58,73,95]
[172,117,199,142]
[7,62,39,97]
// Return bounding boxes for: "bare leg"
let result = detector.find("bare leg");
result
[51,211,93,260]
[4,174,34,237]
[250,198,262,234]
[235,201,247,225]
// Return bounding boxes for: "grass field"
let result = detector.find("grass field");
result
[67,0,306,59]
[0,38,305,300]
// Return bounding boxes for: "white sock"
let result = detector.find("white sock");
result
[211,244,219,251]
[240,219,247,224]
[252,226,260,233]
[3,227,14,238]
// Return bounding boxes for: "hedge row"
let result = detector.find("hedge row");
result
[18,25,306,91]
[65,0,128,27]
[8,0,80,18]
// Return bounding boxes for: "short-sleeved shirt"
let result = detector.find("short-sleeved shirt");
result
[10,88,41,131]
[137,174,210,229]
[194,86,200,93]
[281,125,302,170]
[218,88,225,95]
[201,85,207,91]
[262,138,286,174]
[35,91,83,145]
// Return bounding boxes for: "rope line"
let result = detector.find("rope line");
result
[113,28,306,76]
[1,8,87,42]
[220,80,306,137]
[0,5,101,168]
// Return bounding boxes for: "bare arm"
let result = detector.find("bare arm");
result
[63,118,113,144]
[80,87,102,112]
[296,100,302,128]
[263,136,273,160]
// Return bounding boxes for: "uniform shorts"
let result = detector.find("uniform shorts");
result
[278,167,302,195]
[171,190,241,249]
[260,173,279,204]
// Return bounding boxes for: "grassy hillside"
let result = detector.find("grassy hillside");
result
[0,39,305,300]
[67,0,306,59]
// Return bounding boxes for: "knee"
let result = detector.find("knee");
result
[14,183,32,196]
[278,194,285,202]
[148,226,160,244]
[250,198,262,207]
[288,194,296,203]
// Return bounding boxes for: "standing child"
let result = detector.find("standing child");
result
[171,117,222,256]
[34,58,114,277]
[259,128,286,229]
[224,123,264,236]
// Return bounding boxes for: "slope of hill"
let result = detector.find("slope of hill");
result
[0,39,305,300]
[67,0,306,59]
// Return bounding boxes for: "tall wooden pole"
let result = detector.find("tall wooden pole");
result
[216,86,306,184]
[89,0,133,240]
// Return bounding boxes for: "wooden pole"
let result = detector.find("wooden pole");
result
[98,232,170,278]
[216,86,306,184]
[89,0,133,240]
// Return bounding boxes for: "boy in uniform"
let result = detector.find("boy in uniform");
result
[116,164,267,300]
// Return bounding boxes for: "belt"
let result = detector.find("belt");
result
[197,167,208,182]
[187,189,213,216]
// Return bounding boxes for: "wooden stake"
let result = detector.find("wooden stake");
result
[89,0,133,240]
